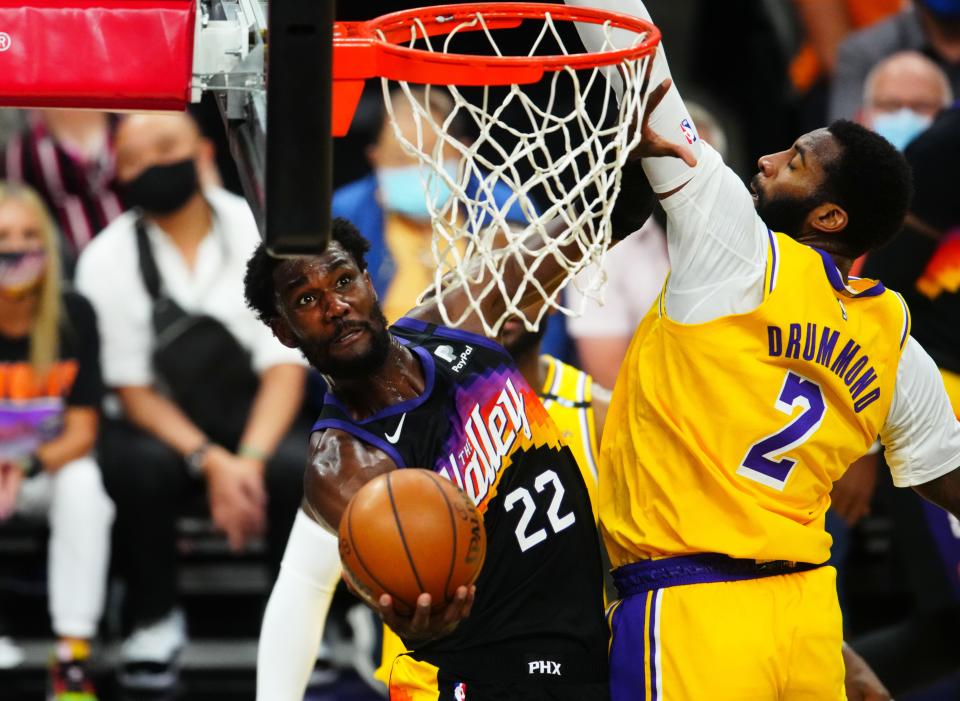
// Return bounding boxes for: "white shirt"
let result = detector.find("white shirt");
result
[651,143,960,488]
[75,187,304,388]
[566,218,670,338]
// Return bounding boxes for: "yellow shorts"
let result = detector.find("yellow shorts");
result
[376,624,407,689]
[387,653,442,701]
[608,563,845,700]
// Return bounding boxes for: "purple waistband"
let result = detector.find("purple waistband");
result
[612,553,823,598]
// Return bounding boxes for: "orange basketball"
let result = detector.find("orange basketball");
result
[338,468,486,615]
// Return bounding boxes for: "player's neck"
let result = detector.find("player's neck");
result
[514,349,544,391]
[795,233,855,281]
[327,337,425,420]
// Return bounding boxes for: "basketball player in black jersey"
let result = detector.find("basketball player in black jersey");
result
[245,214,617,699]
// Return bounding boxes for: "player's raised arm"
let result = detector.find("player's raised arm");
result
[407,84,666,337]
[567,0,773,325]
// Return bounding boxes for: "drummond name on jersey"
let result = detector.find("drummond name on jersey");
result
[767,323,881,413]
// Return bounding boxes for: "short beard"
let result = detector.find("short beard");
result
[753,178,826,241]
[301,302,392,379]
[503,324,548,360]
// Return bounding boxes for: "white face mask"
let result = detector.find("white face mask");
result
[377,161,459,220]
[871,108,933,152]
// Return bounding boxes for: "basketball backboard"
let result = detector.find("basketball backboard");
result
[0,0,334,255]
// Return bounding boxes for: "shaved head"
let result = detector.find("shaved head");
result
[863,51,953,118]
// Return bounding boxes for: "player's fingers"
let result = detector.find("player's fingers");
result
[411,593,432,632]
[461,585,477,619]
[638,54,656,99]
[377,594,399,628]
[669,142,698,168]
[442,586,470,625]
[644,78,673,118]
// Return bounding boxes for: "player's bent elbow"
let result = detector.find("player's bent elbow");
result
[912,465,960,520]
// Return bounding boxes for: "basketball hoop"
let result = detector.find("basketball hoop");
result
[333,4,661,335]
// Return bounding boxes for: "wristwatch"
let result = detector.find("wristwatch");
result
[185,441,211,477]
[17,453,43,478]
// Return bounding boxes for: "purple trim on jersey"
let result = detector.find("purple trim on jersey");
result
[814,248,885,297]
[321,345,436,425]
[309,418,407,468]
[613,554,822,597]
[894,291,910,349]
[767,229,778,294]
[392,316,507,355]
[609,596,648,701]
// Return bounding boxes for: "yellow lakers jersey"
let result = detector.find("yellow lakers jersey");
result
[539,354,601,520]
[600,231,911,567]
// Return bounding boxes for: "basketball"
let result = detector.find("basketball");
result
[338,468,487,615]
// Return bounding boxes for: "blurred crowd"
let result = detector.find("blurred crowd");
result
[0,0,958,700]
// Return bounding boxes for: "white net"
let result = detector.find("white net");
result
[378,9,655,336]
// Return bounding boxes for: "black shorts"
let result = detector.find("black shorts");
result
[392,646,609,701]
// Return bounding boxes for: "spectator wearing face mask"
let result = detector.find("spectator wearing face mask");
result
[860,50,953,151]
[830,0,960,122]
[1,110,124,276]
[74,113,309,694]
[0,183,113,701]
[331,87,528,325]
[846,106,960,699]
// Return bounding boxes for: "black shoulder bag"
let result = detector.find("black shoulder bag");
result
[135,216,259,448]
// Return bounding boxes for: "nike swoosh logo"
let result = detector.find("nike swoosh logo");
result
[385,413,407,444]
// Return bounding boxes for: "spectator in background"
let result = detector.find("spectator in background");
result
[332,87,529,324]
[830,0,960,122]
[823,51,953,560]
[75,113,308,694]
[789,0,904,129]
[851,105,960,698]
[332,87,575,363]
[0,183,113,701]
[860,50,953,150]
[564,102,724,388]
[1,111,123,275]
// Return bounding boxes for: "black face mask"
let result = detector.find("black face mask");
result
[122,158,199,215]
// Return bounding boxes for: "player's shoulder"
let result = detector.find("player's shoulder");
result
[391,317,509,370]
[309,425,399,470]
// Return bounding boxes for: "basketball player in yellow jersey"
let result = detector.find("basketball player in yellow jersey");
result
[567,1,960,699]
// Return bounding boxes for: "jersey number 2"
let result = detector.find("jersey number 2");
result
[503,470,576,552]
[737,371,826,491]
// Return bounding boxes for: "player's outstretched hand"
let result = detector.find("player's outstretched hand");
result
[843,643,892,701]
[625,58,696,168]
[377,586,476,644]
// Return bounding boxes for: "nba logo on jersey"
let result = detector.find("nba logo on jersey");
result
[454,682,467,700]
[680,118,698,144]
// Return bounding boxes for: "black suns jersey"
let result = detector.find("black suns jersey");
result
[313,317,608,681]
